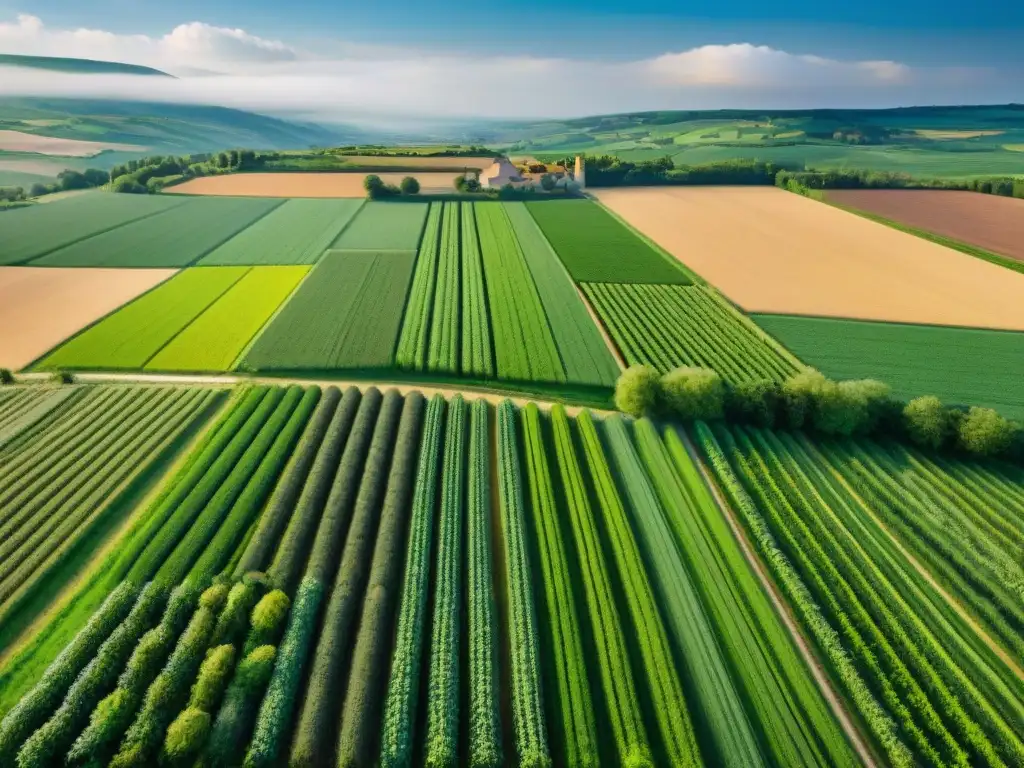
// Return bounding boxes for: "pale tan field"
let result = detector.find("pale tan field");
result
[0,267,176,369]
[594,186,1024,330]
[339,155,495,169]
[0,130,143,157]
[168,172,462,198]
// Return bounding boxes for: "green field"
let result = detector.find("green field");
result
[145,266,309,371]
[31,197,283,268]
[586,284,801,384]
[243,250,416,371]
[0,194,188,265]
[753,314,1024,420]
[526,199,690,284]
[36,267,249,369]
[331,202,429,251]
[198,199,364,265]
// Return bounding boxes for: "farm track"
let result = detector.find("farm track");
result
[676,427,881,768]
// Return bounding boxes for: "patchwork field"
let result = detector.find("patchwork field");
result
[31,197,283,268]
[0,267,176,370]
[586,283,802,384]
[0,385,862,768]
[167,172,462,197]
[146,266,309,372]
[243,250,416,371]
[826,189,1024,264]
[594,186,1024,330]
[0,129,143,157]
[199,199,364,265]
[331,202,428,251]
[753,314,1024,420]
[526,199,691,284]
[36,267,251,369]
[0,194,187,266]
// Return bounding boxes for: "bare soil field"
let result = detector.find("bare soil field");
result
[0,267,176,369]
[594,186,1024,330]
[0,130,143,157]
[338,155,494,169]
[167,172,461,198]
[826,189,1024,263]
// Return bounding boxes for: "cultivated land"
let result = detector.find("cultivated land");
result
[594,186,1024,330]
[0,130,143,157]
[754,314,1024,420]
[332,202,428,251]
[333,155,495,169]
[826,189,1024,264]
[167,172,462,198]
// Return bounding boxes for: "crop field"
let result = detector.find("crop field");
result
[36,267,250,370]
[594,186,1024,330]
[0,384,225,650]
[167,172,462,197]
[826,189,1024,265]
[0,383,864,768]
[0,194,187,266]
[526,199,691,284]
[30,197,283,268]
[331,202,429,251]
[695,421,1024,768]
[585,283,802,383]
[504,202,620,386]
[0,267,177,370]
[199,199,365,265]
[243,250,416,371]
[146,266,309,372]
[753,314,1024,420]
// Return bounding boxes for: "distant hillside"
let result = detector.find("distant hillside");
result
[0,53,170,77]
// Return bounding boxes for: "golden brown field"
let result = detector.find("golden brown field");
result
[593,186,1024,330]
[0,130,143,157]
[0,267,176,369]
[167,172,461,197]
[338,155,495,169]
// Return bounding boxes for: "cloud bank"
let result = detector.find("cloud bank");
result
[0,14,1014,122]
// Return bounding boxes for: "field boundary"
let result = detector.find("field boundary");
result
[177,198,287,268]
[575,284,626,370]
[750,310,1024,337]
[702,287,809,372]
[675,425,882,768]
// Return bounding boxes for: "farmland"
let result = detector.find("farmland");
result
[0,267,176,370]
[31,197,283,268]
[332,202,429,251]
[0,194,187,265]
[526,199,692,284]
[0,384,865,768]
[243,251,416,371]
[585,283,801,383]
[694,421,1024,768]
[826,189,1024,265]
[594,186,1024,330]
[752,315,1024,420]
[199,199,365,265]
[168,173,461,198]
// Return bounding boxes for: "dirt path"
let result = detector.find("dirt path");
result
[676,427,880,768]
[817,454,1024,682]
[16,371,617,416]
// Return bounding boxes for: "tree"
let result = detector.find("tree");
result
[29,182,51,198]
[216,152,230,169]
[660,367,724,421]
[957,407,1018,456]
[540,173,556,192]
[454,175,467,192]
[57,170,89,191]
[399,176,420,195]
[83,168,109,187]
[903,396,952,450]
[725,379,779,427]
[614,366,660,417]
[363,174,385,197]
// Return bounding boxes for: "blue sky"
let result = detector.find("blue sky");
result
[0,1,1021,120]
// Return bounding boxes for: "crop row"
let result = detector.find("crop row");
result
[695,421,1024,768]
[396,203,443,371]
[585,283,800,383]
[460,203,494,378]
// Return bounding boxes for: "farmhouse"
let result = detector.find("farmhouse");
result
[478,157,526,189]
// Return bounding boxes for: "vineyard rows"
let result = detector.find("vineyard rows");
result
[584,283,802,383]
[0,383,862,768]
[695,422,1024,768]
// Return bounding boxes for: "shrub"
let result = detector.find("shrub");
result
[200,584,231,613]
[0,368,13,384]
[400,176,420,195]
[540,173,556,191]
[780,370,824,429]
[614,365,660,417]
[659,367,724,421]
[200,647,277,768]
[191,645,237,711]
[245,590,290,653]
[50,370,75,384]
[903,396,952,450]
[725,379,779,427]
[957,407,1018,456]
[163,708,211,765]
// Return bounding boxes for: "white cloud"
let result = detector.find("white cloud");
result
[0,15,1009,122]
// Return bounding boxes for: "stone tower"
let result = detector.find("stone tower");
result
[573,155,586,189]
